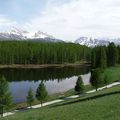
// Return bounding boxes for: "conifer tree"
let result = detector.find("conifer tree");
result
[75,76,84,94]
[99,47,107,69]
[91,49,96,69]
[117,46,120,64]
[90,69,104,91]
[108,42,118,66]
[0,76,12,117]
[36,82,48,106]
[27,88,34,108]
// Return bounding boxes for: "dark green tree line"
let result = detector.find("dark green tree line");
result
[0,41,91,65]
[91,43,119,69]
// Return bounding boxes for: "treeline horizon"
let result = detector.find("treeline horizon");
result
[91,42,120,69]
[0,41,91,65]
[90,42,120,91]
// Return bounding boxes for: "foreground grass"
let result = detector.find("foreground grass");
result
[3,85,120,120]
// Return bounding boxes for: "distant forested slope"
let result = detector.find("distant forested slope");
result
[0,41,91,64]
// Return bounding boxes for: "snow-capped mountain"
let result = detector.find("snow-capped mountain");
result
[34,31,55,39]
[75,37,120,47]
[0,27,63,42]
[1,27,120,46]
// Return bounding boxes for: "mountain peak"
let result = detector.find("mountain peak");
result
[0,27,63,42]
[75,36,120,47]
[34,31,55,39]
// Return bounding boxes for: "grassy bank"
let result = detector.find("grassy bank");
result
[3,85,120,120]
[103,64,120,83]
[15,85,93,109]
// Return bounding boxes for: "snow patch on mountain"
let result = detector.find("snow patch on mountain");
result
[75,37,120,47]
[0,27,60,42]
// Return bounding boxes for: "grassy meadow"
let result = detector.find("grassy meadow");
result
[2,85,120,120]
[103,65,120,83]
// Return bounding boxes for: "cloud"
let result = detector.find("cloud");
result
[22,0,120,41]
[1,0,120,41]
[0,15,17,31]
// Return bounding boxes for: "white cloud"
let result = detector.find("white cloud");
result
[0,15,17,31]
[1,0,120,41]
[23,0,120,41]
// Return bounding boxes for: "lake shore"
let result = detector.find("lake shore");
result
[15,84,93,110]
[0,63,91,69]
[3,82,120,118]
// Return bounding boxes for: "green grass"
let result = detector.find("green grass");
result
[15,85,93,109]
[2,85,120,120]
[103,65,120,83]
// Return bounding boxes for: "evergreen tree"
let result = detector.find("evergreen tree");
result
[90,69,104,91]
[0,76,12,117]
[27,88,34,108]
[75,76,84,94]
[107,42,118,66]
[117,46,120,63]
[36,82,48,106]
[99,47,107,69]
[91,49,96,69]
[104,75,110,88]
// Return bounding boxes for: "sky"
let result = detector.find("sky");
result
[0,0,120,41]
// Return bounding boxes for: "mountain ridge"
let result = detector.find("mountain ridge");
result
[1,27,120,46]
[0,27,63,42]
[75,37,120,47]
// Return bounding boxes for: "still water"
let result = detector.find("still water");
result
[0,66,91,103]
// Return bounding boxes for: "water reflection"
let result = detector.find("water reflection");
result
[0,66,90,81]
[0,66,90,103]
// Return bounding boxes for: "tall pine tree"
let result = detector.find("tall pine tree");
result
[36,82,48,106]
[0,76,12,117]
[90,69,104,91]
[27,88,34,108]
[91,49,96,69]
[107,42,118,66]
[99,47,107,69]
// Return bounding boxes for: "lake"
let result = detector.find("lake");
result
[0,66,91,103]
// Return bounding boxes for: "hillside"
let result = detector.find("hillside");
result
[3,85,120,120]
